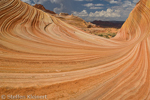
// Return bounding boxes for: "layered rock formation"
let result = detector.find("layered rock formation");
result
[0,0,150,100]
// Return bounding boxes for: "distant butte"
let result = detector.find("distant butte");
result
[91,20,124,29]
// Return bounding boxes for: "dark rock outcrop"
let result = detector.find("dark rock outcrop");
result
[33,4,56,14]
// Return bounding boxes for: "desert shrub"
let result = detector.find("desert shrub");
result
[98,34,103,37]
[111,33,116,37]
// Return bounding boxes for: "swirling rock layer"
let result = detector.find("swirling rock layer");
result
[0,0,150,100]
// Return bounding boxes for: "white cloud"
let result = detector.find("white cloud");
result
[110,0,118,4]
[83,3,104,7]
[71,8,120,21]
[74,0,84,1]
[48,0,64,14]
[74,0,93,1]
[90,7,103,9]
[105,0,118,4]
[83,3,103,9]
[72,10,88,17]
[54,3,64,13]
[50,0,62,3]
[95,4,104,6]
[133,0,139,3]
[123,1,132,7]
[89,8,120,17]
[83,3,94,7]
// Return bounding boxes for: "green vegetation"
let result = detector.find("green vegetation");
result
[96,33,116,39]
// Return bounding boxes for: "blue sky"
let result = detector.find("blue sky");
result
[21,0,139,21]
